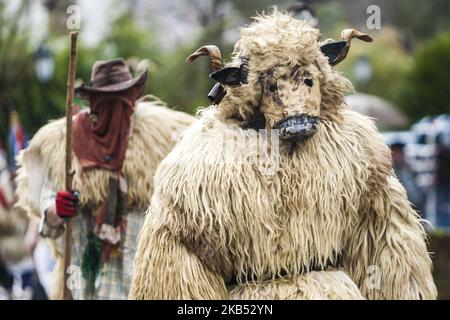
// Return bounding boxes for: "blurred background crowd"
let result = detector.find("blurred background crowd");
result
[0,0,449,299]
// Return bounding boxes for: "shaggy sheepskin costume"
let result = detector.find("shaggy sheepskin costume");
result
[0,155,29,266]
[0,205,29,266]
[130,11,437,300]
[15,99,194,299]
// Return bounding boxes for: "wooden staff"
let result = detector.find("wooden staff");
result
[62,31,78,300]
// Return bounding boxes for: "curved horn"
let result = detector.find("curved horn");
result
[341,29,373,43]
[186,45,223,71]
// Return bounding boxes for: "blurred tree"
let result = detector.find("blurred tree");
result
[315,1,346,36]
[311,0,450,53]
[99,1,161,60]
[336,27,412,104]
[148,0,294,113]
[389,0,450,46]
[0,0,33,142]
[0,0,97,143]
[150,0,230,113]
[43,0,73,35]
[5,0,448,141]
[100,0,236,113]
[396,32,450,120]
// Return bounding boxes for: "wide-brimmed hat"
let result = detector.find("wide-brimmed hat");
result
[75,58,147,98]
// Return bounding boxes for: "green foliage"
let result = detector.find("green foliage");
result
[149,19,233,114]
[0,36,99,141]
[336,28,412,104]
[390,0,450,43]
[89,4,226,114]
[149,44,215,114]
[396,32,450,120]
[315,1,347,37]
[99,7,160,61]
[0,1,97,142]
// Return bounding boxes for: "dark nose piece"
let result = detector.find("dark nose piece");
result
[274,115,319,141]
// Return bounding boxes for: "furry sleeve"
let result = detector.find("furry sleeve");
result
[129,196,229,300]
[343,175,437,299]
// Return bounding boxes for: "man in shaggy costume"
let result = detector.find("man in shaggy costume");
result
[15,58,194,299]
[130,11,437,300]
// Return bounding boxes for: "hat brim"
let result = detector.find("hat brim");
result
[75,70,148,98]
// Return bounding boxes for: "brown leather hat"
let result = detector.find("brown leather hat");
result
[75,58,147,98]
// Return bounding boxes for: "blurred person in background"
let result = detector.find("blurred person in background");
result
[391,140,424,214]
[433,116,450,228]
[0,142,15,298]
[0,114,52,300]
[0,140,36,299]
[408,115,450,229]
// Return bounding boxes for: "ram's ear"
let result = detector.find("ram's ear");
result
[321,29,373,66]
[209,67,243,85]
[320,41,347,66]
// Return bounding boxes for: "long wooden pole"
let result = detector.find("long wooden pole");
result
[62,31,78,300]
